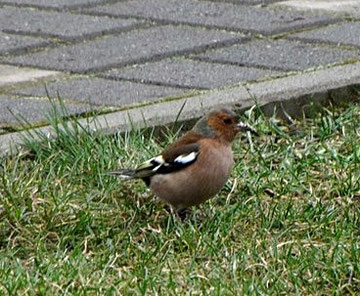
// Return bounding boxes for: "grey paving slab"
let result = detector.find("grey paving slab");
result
[0,0,106,9]
[88,0,336,35]
[208,0,281,5]
[11,77,189,107]
[194,39,360,71]
[0,6,141,40]
[0,96,91,127]
[102,58,282,89]
[2,61,360,156]
[0,65,61,87]
[291,23,360,48]
[0,32,50,55]
[273,0,360,18]
[6,25,243,73]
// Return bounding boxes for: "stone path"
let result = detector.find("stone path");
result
[0,0,359,148]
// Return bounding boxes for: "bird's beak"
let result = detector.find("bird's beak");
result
[236,122,259,136]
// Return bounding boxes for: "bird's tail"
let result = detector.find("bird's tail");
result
[106,169,137,179]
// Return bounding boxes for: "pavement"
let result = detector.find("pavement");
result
[0,0,360,155]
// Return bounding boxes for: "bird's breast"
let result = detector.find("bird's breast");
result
[150,139,234,209]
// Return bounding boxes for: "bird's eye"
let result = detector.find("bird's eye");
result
[223,118,232,124]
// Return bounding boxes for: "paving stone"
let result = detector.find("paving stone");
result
[88,0,336,35]
[0,32,50,55]
[6,25,243,73]
[291,23,360,48]
[0,65,61,87]
[103,58,281,89]
[273,0,360,18]
[0,96,92,126]
[0,6,141,40]
[12,77,189,107]
[0,0,106,9]
[208,0,281,5]
[194,39,359,71]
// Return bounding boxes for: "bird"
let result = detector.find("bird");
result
[107,108,258,215]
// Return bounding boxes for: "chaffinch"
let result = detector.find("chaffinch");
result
[108,108,257,213]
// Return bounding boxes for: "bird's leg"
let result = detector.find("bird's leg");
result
[163,204,172,214]
[163,204,190,220]
[176,208,191,221]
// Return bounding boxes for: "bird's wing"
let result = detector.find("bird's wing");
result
[133,143,200,178]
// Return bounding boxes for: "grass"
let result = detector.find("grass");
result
[0,101,360,295]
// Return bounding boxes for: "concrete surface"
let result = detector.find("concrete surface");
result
[0,96,91,127]
[11,77,189,107]
[0,65,60,87]
[274,0,360,17]
[2,61,360,156]
[194,39,359,71]
[0,32,50,55]
[0,0,107,9]
[291,23,360,48]
[0,0,360,155]
[5,25,244,73]
[102,59,281,89]
[0,6,142,40]
[88,0,336,35]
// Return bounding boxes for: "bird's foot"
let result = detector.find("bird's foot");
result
[176,208,192,221]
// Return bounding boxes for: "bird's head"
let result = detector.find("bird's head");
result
[193,108,258,143]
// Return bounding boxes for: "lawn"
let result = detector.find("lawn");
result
[0,102,359,295]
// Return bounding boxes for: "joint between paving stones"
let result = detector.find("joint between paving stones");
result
[81,8,289,38]
[1,0,360,151]
[0,0,123,11]
[2,21,152,44]
[2,62,360,157]
[97,75,209,91]
[81,7,318,40]
[6,34,244,75]
[4,93,101,109]
[189,55,287,72]
[85,38,245,74]
[0,41,52,58]
[286,37,360,52]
